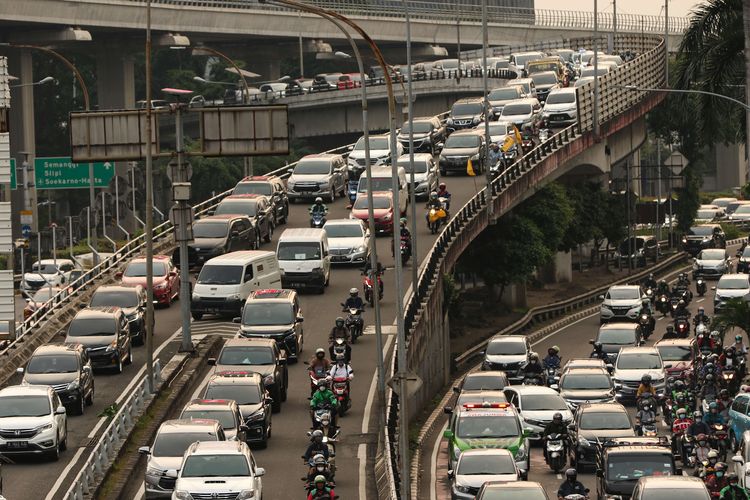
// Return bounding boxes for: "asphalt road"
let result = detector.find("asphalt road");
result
[430,245,742,499]
[2,159,483,499]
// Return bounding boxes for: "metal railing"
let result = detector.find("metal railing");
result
[63,360,163,500]
[67,0,689,33]
[383,34,666,498]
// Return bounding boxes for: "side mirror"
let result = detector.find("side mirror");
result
[207,357,216,366]
[278,358,287,365]
[522,427,534,437]
[256,467,266,477]
[598,294,605,300]
[447,470,454,479]
[138,446,151,455]
[733,455,744,464]
[588,339,594,345]
[265,397,273,404]
[232,317,241,323]
[287,168,294,174]
[231,231,240,238]
[443,406,453,415]
[664,364,673,369]
[443,429,454,439]
[296,316,304,323]
[550,384,559,391]
[15,367,24,375]
[347,145,354,151]
[24,298,30,303]
[165,469,178,479]
[452,386,460,394]
[240,424,250,433]
[83,365,92,373]
[115,271,123,279]
[55,406,66,415]
[711,286,716,291]
[568,423,576,431]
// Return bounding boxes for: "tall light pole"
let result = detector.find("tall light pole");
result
[145,0,155,393]
[481,0,493,220]
[664,0,669,86]
[593,0,600,138]
[404,2,418,294]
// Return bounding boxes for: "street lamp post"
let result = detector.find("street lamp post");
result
[404,1,418,294]
[145,0,156,393]
[620,85,750,111]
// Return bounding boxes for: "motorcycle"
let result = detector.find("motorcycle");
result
[400,236,411,266]
[347,179,359,207]
[656,293,670,316]
[363,271,383,306]
[721,369,737,391]
[545,433,567,473]
[342,306,363,344]
[710,423,729,459]
[669,296,681,318]
[331,337,349,362]
[306,429,339,472]
[427,198,448,234]
[545,366,560,388]
[696,278,707,297]
[639,312,653,339]
[675,318,690,338]
[312,404,336,439]
[301,453,336,484]
[538,127,550,143]
[310,209,328,228]
[644,286,655,304]
[639,419,658,437]
[695,321,709,338]
[331,376,351,417]
[309,368,329,395]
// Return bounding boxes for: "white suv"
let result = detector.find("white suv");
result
[599,285,645,324]
[714,273,750,312]
[0,384,68,460]
[21,258,80,296]
[171,441,264,500]
[612,347,667,402]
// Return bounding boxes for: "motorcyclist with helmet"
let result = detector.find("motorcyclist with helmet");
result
[641,298,656,333]
[706,462,729,498]
[328,354,354,381]
[489,142,503,168]
[698,449,721,478]
[543,346,562,370]
[590,341,608,360]
[694,307,711,326]
[542,412,568,462]
[637,374,657,399]
[309,379,339,433]
[343,288,365,311]
[328,317,352,362]
[436,182,451,210]
[656,279,670,297]
[521,353,545,384]
[719,472,750,499]
[643,273,658,292]
[710,331,725,355]
[718,389,733,420]
[672,407,693,434]
[306,474,335,500]
[557,468,588,499]
[663,324,678,339]
[635,396,657,436]
[674,299,691,322]
[425,192,446,228]
[688,412,712,438]
[304,454,334,484]
[731,335,748,356]
[398,217,412,259]
[705,401,726,426]
[719,346,740,371]
[690,432,712,466]
[303,430,330,464]
[310,197,328,216]
[309,348,332,380]
[712,226,726,248]
[702,374,721,403]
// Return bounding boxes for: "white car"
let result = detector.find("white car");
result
[612,347,667,402]
[599,285,645,324]
[714,273,750,312]
[286,153,347,203]
[449,449,519,500]
[170,441,264,500]
[499,98,542,129]
[0,384,68,460]
[502,386,573,441]
[346,134,403,178]
[21,258,79,296]
[322,219,370,265]
[692,248,730,279]
[485,121,514,145]
[395,153,439,200]
[542,87,578,125]
[481,335,531,382]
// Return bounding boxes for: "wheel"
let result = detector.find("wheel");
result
[114,355,123,374]
[281,384,288,402]
[192,312,203,321]
[48,434,61,461]
[338,404,347,417]
[74,392,85,416]
[60,426,67,451]
[328,190,335,203]
[124,346,133,365]
[272,389,282,413]
[264,223,273,243]
[85,384,94,406]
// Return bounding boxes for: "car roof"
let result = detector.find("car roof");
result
[489,335,526,343]
[247,289,295,301]
[130,254,170,263]
[74,306,122,318]
[35,259,75,265]
[0,384,52,397]
[185,399,237,410]
[618,346,659,355]
[608,284,641,291]
[223,337,276,349]
[562,367,610,375]
[579,402,627,412]
[505,385,560,396]
[396,153,433,163]
[159,418,223,434]
[453,97,483,104]
[31,344,82,356]
[719,273,749,280]
[637,476,706,488]
[94,285,141,294]
[299,153,339,160]
[481,480,546,491]
[323,218,365,226]
[203,250,276,264]
[599,322,639,331]
[449,129,484,137]
[208,371,264,386]
[186,440,246,455]
[655,338,694,347]
[548,87,577,95]
[458,448,514,458]
[196,214,244,222]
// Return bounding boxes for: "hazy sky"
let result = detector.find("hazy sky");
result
[535,0,703,18]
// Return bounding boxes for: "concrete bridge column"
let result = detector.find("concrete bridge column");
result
[500,282,527,310]
[253,58,281,82]
[96,50,135,110]
[540,251,573,284]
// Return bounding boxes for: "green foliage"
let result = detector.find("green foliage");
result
[560,182,613,251]
[720,222,741,240]
[712,298,750,338]
[516,183,573,253]
[442,272,462,317]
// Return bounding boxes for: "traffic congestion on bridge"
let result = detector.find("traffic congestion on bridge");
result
[0,1,747,500]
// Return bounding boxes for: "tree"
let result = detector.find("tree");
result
[516,182,573,254]
[560,182,606,254]
[711,298,750,339]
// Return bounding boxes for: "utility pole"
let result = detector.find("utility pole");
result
[656,139,662,258]
[405,3,418,293]
[593,0,600,138]
[144,0,155,393]
[664,0,669,86]
[626,159,633,274]
[482,0,493,220]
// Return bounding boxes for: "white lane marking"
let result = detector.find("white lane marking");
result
[657,316,664,321]
[697,298,704,303]
[362,335,394,435]
[358,443,368,500]
[131,482,145,500]
[430,422,447,500]
[45,325,185,500]
[556,473,563,480]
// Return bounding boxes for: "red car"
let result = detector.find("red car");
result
[117,255,179,306]
[350,191,394,234]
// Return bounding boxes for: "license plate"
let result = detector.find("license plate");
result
[551,115,565,121]
[332,256,348,262]
[289,283,304,288]
[7,441,27,448]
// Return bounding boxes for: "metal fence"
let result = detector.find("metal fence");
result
[383,33,666,498]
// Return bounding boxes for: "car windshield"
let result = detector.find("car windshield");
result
[180,454,249,477]
[125,261,166,277]
[521,394,569,411]
[218,347,275,366]
[699,249,725,260]
[27,355,78,374]
[440,59,460,69]
[656,345,692,362]
[456,393,507,406]
[607,455,672,481]
[580,411,631,430]
[743,247,750,258]
[444,135,480,148]
[546,92,576,104]
[606,288,641,300]
[242,303,293,326]
[181,409,236,429]
[396,159,428,173]
[689,226,715,236]
[488,123,510,135]
[152,431,219,457]
[193,221,229,239]
[197,265,242,285]
[204,384,262,405]
[233,182,273,196]
[598,329,637,345]
[352,196,391,210]
[277,242,322,261]
[487,340,526,355]
[502,104,532,115]
[477,487,546,500]
[90,290,139,308]
[31,263,59,274]
[456,415,520,438]
[451,103,482,115]
[561,373,611,390]
[531,73,557,85]
[354,137,389,150]
[515,54,542,67]
[617,353,661,369]
[68,317,116,337]
[294,160,331,175]
[0,395,50,417]
[462,375,506,391]
[488,88,519,100]
[639,488,709,500]
[696,210,717,219]
[718,277,750,289]
[215,200,257,217]
[324,224,363,238]
[358,177,394,193]
[400,122,432,134]
[457,453,516,475]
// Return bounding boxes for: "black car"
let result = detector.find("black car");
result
[235,289,304,362]
[64,306,133,374]
[682,224,725,256]
[568,402,635,470]
[591,323,644,364]
[397,116,446,154]
[438,130,487,176]
[202,372,272,448]
[596,437,679,499]
[738,245,750,273]
[446,98,485,132]
[214,194,274,244]
[176,215,255,268]
[18,344,95,415]
[89,285,146,345]
[232,175,289,225]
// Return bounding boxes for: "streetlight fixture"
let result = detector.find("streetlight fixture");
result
[9,76,55,88]
[619,84,750,111]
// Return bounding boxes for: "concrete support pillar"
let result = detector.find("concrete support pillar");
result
[253,58,281,81]
[96,51,135,111]
[500,282,527,310]
[540,251,573,284]
[8,50,38,237]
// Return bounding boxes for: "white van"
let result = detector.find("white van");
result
[191,251,281,320]
[277,228,331,293]
[356,166,409,215]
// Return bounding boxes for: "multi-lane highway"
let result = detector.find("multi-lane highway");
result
[3,155,485,499]
[429,247,740,499]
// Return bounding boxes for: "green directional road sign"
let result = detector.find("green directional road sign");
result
[9,158,16,190]
[34,157,114,190]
